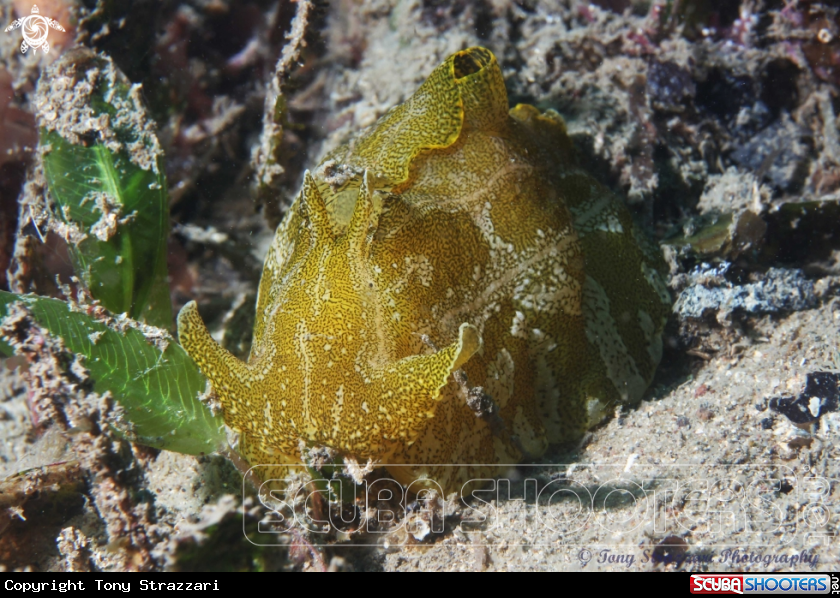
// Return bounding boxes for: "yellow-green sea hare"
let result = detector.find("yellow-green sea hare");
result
[177,47,671,490]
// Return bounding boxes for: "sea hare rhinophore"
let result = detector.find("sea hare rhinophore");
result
[178,47,671,489]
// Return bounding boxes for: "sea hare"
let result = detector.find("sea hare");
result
[178,47,670,489]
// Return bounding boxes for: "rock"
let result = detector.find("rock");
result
[730,115,811,193]
[674,263,817,321]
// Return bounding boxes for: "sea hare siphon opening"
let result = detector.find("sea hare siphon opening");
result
[453,47,492,79]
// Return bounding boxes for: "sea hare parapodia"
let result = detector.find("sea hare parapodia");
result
[177,47,671,489]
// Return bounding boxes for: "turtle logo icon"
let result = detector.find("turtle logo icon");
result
[4,5,66,54]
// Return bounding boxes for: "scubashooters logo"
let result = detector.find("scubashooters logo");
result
[690,574,833,595]
[4,5,65,54]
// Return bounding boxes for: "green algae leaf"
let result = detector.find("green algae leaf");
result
[37,49,171,329]
[0,292,226,456]
[663,211,767,260]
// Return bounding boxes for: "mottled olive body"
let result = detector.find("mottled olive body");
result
[178,47,670,490]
